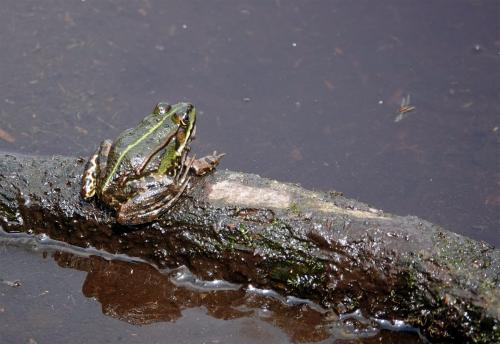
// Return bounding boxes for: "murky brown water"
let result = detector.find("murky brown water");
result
[0,0,498,342]
[0,232,427,343]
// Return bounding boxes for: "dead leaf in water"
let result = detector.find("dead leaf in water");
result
[75,126,88,135]
[0,128,15,143]
[289,147,303,161]
[484,195,500,206]
[323,80,335,91]
[64,12,75,26]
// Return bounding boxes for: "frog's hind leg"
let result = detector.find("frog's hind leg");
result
[81,153,98,199]
[96,139,113,182]
[116,156,195,225]
[80,139,112,199]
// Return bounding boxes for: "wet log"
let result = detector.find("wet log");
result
[0,152,498,343]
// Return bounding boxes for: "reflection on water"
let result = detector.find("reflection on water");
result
[0,232,426,343]
[59,253,333,341]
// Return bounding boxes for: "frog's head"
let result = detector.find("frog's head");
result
[171,102,196,154]
[152,102,197,175]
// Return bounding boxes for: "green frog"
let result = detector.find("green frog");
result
[81,102,224,225]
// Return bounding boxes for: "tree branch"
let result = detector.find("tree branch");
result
[0,152,498,342]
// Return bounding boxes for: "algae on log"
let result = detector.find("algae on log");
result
[0,152,498,342]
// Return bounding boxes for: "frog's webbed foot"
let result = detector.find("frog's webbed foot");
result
[116,157,195,225]
[189,151,225,176]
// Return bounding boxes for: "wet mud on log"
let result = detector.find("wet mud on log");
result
[0,152,498,342]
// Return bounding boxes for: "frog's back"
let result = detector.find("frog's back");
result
[105,113,178,183]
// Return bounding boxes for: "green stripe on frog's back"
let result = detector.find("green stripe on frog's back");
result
[101,104,183,191]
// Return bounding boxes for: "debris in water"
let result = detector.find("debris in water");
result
[394,94,416,123]
[1,279,21,287]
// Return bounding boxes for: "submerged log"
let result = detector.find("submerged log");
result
[0,152,498,342]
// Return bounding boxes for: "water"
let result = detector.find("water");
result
[0,1,497,342]
[0,232,425,343]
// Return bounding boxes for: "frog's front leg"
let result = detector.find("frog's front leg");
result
[189,151,225,176]
[81,139,112,199]
[116,173,191,225]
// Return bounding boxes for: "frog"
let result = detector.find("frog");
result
[80,101,224,225]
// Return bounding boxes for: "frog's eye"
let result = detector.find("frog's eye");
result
[153,102,171,115]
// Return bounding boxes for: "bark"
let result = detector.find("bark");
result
[0,152,498,342]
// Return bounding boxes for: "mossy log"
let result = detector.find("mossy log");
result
[0,152,498,342]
